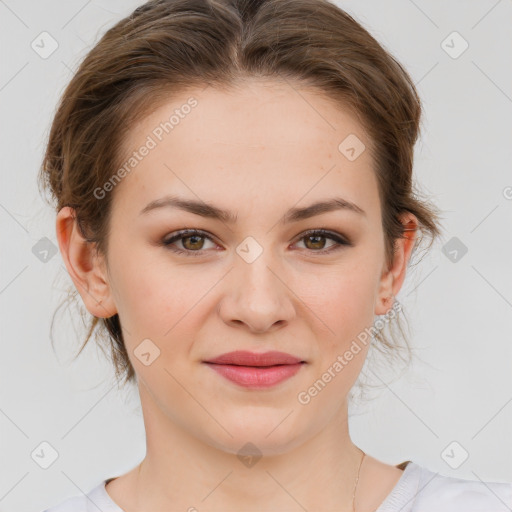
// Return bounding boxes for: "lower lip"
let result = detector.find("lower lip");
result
[204,362,304,388]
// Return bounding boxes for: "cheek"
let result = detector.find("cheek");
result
[106,237,199,339]
[301,259,380,344]
[114,267,201,339]
[300,264,379,402]
[108,251,231,376]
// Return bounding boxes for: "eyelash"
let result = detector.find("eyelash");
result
[161,228,351,257]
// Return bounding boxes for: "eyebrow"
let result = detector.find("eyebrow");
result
[139,194,366,223]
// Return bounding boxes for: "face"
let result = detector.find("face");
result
[60,78,416,456]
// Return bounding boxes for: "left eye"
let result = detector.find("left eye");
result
[161,229,351,256]
[294,229,350,252]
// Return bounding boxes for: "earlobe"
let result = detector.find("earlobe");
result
[56,207,116,318]
[375,213,418,316]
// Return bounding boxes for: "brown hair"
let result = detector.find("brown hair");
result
[39,0,444,389]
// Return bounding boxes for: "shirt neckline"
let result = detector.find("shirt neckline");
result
[375,460,419,512]
[98,460,417,512]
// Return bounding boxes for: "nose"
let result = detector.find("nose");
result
[217,252,296,334]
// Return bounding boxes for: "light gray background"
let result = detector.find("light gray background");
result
[1,1,511,511]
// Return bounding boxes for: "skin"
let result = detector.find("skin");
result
[57,78,418,512]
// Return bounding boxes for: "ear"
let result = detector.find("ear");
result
[375,212,418,316]
[56,206,117,318]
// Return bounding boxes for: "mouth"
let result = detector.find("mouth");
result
[202,351,306,389]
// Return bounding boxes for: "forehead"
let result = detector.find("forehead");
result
[113,79,380,221]
[124,78,369,151]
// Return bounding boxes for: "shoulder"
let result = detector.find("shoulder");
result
[412,462,512,511]
[41,494,88,512]
[41,479,120,512]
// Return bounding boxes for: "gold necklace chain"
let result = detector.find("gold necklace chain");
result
[135,450,367,510]
[352,450,366,512]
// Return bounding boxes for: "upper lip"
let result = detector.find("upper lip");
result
[204,350,305,366]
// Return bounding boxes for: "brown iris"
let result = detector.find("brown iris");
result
[303,234,327,250]
[181,234,205,250]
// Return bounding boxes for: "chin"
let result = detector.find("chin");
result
[199,411,307,458]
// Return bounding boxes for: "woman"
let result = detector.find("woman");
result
[39,0,511,510]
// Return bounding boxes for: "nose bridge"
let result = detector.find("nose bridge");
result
[220,235,295,332]
[235,235,283,302]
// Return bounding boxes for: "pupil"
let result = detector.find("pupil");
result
[185,235,203,249]
[307,235,325,249]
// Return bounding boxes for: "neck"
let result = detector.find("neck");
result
[127,383,365,511]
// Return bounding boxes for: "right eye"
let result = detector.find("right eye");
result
[161,229,219,256]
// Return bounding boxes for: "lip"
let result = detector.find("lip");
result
[203,350,306,389]
[204,350,304,366]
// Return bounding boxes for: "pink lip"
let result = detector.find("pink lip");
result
[203,350,306,388]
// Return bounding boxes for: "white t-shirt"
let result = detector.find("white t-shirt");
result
[42,461,512,512]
